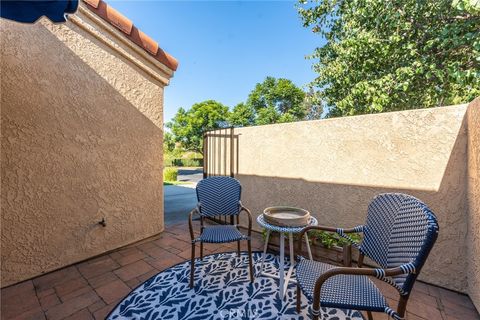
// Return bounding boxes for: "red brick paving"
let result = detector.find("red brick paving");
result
[1,222,478,320]
[86,301,105,314]
[39,294,61,311]
[113,260,153,282]
[94,280,130,305]
[45,291,99,320]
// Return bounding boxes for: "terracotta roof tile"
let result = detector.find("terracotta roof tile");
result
[83,0,99,9]
[130,28,158,55]
[82,0,178,71]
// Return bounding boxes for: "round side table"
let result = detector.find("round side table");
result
[256,214,318,299]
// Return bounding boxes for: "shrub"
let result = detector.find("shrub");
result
[163,167,178,181]
[262,228,361,249]
[182,151,202,159]
[181,158,203,167]
[164,158,203,167]
[308,230,362,248]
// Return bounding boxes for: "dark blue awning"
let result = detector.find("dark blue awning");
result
[1,0,79,23]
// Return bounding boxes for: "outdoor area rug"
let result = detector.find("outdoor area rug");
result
[107,252,364,320]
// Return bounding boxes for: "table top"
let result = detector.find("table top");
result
[257,214,318,233]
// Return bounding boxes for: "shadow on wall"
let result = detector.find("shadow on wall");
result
[234,115,468,293]
[1,20,164,286]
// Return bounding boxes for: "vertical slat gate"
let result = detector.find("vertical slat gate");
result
[202,127,237,224]
[203,133,208,179]
[203,127,235,179]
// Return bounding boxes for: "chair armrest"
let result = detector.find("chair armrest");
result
[297,225,364,256]
[239,204,253,236]
[311,263,416,308]
[301,225,364,235]
[188,207,200,241]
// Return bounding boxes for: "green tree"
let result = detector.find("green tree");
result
[256,106,281,125]
[167,100,229,154]
[225,77,310,127]
[302,89,324,120]
[298,0,480,117]
[245,77,307,125]
[163,131,176,153]
[228,103,256,127]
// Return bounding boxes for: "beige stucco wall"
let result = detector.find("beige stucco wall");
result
[1,8,174,286]
[467,98,480,310]
[220,105,471,292]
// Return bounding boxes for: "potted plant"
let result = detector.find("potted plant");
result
[263,229,361,266]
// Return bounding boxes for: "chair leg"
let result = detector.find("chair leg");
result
[397,295,409,319]
[189,243,195,288]
[312,289,321,320]
[366,311,373,320]
[200,242,204,260]
[296,283,301,313]
[247,239,254,282]
[237,240,241,256]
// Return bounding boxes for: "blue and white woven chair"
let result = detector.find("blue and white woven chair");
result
[296,193,439,320]
[188,176,254,288]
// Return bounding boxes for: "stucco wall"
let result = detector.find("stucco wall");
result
[1,10,172,286]
[213,105,471,292]
[467,98,480,309]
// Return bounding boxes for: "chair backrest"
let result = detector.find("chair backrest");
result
[359,193,439,294]
[196,176,242,217]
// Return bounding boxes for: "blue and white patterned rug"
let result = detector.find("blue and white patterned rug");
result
[107,252,364,320]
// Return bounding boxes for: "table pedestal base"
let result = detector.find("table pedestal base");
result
[258,229,313,299]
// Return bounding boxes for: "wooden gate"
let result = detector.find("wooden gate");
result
[202,127,238,224]
[203,127,237,178]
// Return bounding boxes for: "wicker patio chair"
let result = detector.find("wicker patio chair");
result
[296,193,439,320]
[188,176,254,288]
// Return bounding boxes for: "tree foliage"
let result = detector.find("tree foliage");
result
[302,88,324,120]
[246,77,307,125]
[167,78,321,153]
[163,132,176,153]
[228,103,256,127]
[166,100,228,154]
[298,0,480,117]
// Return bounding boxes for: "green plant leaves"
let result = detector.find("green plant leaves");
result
[298,0,480,116]
[309,230,361,248]
[167,100,229,154]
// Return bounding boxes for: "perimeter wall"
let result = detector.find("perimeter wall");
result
[206,99,479,310]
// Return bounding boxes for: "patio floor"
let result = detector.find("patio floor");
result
[1,222,479,320]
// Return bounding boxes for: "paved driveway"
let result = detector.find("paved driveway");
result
[164,168,202,226]
[177,168,203,183]
[164,184,197,226]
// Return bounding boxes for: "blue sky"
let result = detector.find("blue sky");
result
[109,1,324,124]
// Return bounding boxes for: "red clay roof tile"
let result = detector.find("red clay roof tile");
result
[82,0,178,71]
[131,28,158,55]
[83,0,99,9]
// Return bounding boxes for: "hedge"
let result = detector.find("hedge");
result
[164,158,203,167]
[163,167,178,181]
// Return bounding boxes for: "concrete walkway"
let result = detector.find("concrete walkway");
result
[164,184,197,226]
[164,167,203,226]
[177,168,203,183]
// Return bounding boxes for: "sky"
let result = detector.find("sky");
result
[109,1,324,124]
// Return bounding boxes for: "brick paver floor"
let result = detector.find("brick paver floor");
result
[1,222,479,320]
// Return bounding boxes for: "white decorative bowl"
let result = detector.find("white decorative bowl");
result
[263,206,310,227]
